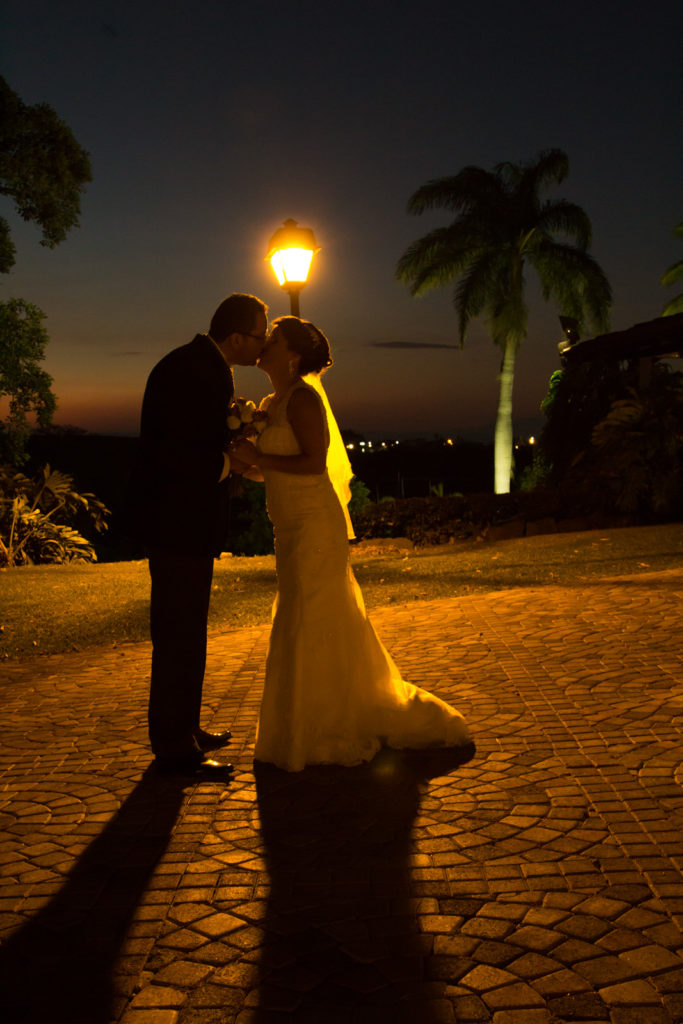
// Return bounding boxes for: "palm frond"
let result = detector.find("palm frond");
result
[453,251,511,343]
[530,240,612,333]
[522,148,569,192]
[396,226,486,294]
[661,258,683,287]
[406,166,504,216]
[663,294,683,316]
[535,200,592,249]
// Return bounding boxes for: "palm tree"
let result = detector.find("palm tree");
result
[661,222,683,316]
[396,149,611,493]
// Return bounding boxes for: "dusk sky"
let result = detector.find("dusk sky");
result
[3,0,681,441]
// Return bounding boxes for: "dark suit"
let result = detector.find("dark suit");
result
[128,334,234,759]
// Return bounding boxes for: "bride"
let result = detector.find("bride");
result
[232,316,472,772]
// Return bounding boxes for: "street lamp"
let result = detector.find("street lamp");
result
[266,218,319,316]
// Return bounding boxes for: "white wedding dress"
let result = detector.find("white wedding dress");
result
[253,380,472,772]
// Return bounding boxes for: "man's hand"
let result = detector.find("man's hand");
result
[231,438,259,467]
[229,453,251,475]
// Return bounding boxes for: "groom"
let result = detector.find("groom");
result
[129,293,268,775]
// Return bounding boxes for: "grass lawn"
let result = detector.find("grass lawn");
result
[2,522,682,659]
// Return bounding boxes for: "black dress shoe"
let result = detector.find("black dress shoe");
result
[194,727,232,752]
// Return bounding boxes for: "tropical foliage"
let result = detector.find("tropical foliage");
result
[0,463,110,567]
[0,299,57,464]
[661,222,683,316]
[540,360,683,520]
[588,371,683,517]
[396,148,611,493]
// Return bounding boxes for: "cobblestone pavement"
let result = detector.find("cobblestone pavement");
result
[1,567,683,1023]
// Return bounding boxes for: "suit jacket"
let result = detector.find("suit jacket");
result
[127,334,234,556]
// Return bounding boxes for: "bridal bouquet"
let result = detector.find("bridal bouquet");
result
[226,399,267,497]
[227,398,268,438]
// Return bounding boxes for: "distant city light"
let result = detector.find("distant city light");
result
[528,436,536,445]
[445,438,454,446]
[346,443,355,450]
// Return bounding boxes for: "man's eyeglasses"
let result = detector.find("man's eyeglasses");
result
[242,331,268,342]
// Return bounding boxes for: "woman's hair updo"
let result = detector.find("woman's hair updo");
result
[273,316,333,375]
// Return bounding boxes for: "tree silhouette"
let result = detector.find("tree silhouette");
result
[396,149,611,493]
[0,76,92,273]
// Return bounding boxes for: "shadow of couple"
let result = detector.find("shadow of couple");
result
[249,742,476,1022]
[0,742,475,1023]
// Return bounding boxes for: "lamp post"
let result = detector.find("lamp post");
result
[266,218,319,317]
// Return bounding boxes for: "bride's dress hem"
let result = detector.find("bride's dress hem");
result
[253,737,476,774]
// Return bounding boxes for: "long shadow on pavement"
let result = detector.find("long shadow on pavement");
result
[0,765,187,1024]
[253,743,475,1023]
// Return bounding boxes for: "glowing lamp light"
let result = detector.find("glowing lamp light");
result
[266,218,319,316]
[269,247,314,288]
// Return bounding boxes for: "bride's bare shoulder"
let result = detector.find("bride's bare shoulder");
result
[288,384,323,414]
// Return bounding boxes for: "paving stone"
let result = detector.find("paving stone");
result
[599,978,662,1005]
[483,980,546,1009]
[619,945,683,974]
[491,1011,553,1024]
[451,994,490,1021]
[459,964,516,991]
[187,984,245,1009]
[418,914,463,933]
[573,955,639,986]
[154,962,214,986]
[610,1008,675,1024]
[191,913,244,938]
[508,925,563,953]
[462,916,513,940]
[131,986,185,1009]
[546,991,611,1019]
[473,941,520,967]
[648,967,683,994]
[557,915,613,941]
[120,1012,179,1024]
[433,934,479,957]
[507,951,564,979]
[645,922,683,948]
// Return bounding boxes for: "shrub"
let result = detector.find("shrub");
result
[348,476,371,517]
[227,478,274,556]
[585,375,683,517]
[0,463,110,566]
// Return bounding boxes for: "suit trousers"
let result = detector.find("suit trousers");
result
[148,548,214,758]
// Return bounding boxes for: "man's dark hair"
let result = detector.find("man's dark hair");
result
[209,293,267,342]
